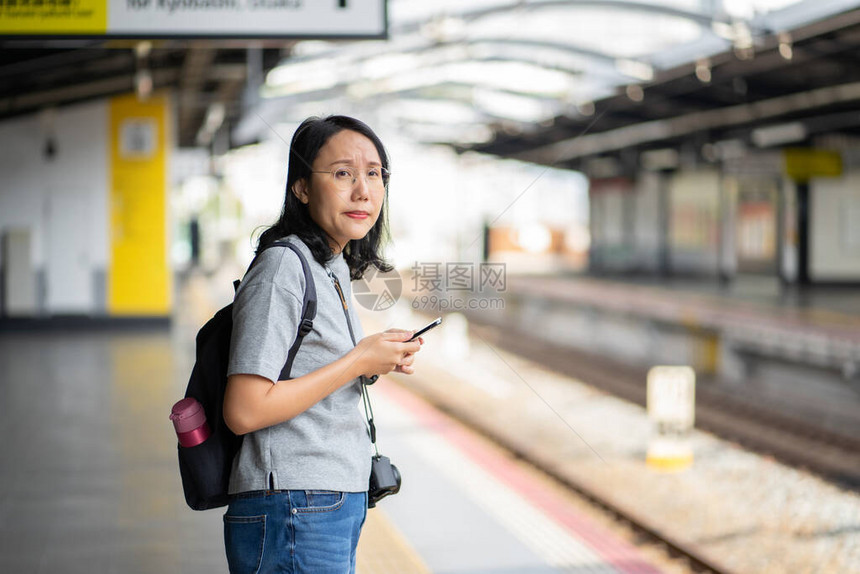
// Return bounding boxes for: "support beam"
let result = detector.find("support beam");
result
[516,80,860,164]
[0,68,180,115]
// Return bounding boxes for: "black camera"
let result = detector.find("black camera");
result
[368,454,401,508]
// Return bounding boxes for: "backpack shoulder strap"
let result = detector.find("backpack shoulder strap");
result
[239,239,317,381]
[274,241,317,380]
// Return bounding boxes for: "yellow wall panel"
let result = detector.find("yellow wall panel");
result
[108,93,171,316]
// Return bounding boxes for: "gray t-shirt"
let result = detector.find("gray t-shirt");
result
[227,235,371,494]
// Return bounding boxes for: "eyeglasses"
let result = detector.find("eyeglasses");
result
[311,166,390,191]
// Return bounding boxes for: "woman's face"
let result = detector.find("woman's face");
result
[293,129,385,254]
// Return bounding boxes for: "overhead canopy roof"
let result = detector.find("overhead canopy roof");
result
[241,0,860,173]
[4,0,860,159]
[471,2,860,173]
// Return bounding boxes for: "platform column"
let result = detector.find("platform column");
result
[796,182,810,286]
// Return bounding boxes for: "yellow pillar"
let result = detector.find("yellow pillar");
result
[108,93,171,316]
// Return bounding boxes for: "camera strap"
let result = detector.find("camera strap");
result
[326,267,381,457]
[360,382,380,457]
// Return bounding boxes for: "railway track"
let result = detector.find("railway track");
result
[470,319,860,490]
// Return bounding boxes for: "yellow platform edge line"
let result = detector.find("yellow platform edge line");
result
[357,506,432,574]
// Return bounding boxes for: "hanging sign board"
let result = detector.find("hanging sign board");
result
[0,0,387,38]
[783,148,842,182]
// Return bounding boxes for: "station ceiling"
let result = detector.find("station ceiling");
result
[0,39,285,147]
[3,0,860,161]
[470,6,860,173]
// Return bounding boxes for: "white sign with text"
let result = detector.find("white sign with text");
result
[109,0,386,38]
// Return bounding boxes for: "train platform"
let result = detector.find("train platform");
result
[497,273,860,374]
[503,273,860,342]
[0,317,667,574]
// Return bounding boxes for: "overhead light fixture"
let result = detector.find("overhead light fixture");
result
[695,59,712,83]
[751,122,807,147]
[732,21,755,60]
[134,41,153,101]
[577,101,595,117]
[135,41,152,59]
[135,68,153,101]
[626,84,644,102]
[778,32,793,61]
[714,18,755,60]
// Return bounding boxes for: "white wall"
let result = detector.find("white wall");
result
[0,101,109,315]
[0,116,45,268]
[810,171,860,281]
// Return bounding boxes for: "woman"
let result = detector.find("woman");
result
[222,115,423,574]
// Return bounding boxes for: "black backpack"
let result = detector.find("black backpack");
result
[174,240,317,510]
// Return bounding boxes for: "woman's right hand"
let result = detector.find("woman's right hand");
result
[352,329,423,378]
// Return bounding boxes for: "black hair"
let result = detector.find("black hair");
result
[256,115,394,280]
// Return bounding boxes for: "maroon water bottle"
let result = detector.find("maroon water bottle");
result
[170,398,211,447]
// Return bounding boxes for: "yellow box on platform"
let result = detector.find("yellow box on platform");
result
[646,366,696,472]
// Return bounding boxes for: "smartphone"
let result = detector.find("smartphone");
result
[408,317,442,341]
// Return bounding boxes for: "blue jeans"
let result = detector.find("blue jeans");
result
[223,490,367,574]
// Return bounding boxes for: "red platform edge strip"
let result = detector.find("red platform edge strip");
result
[380,381,663,574]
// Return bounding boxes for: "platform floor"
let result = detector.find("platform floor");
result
[0,326,662,574]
